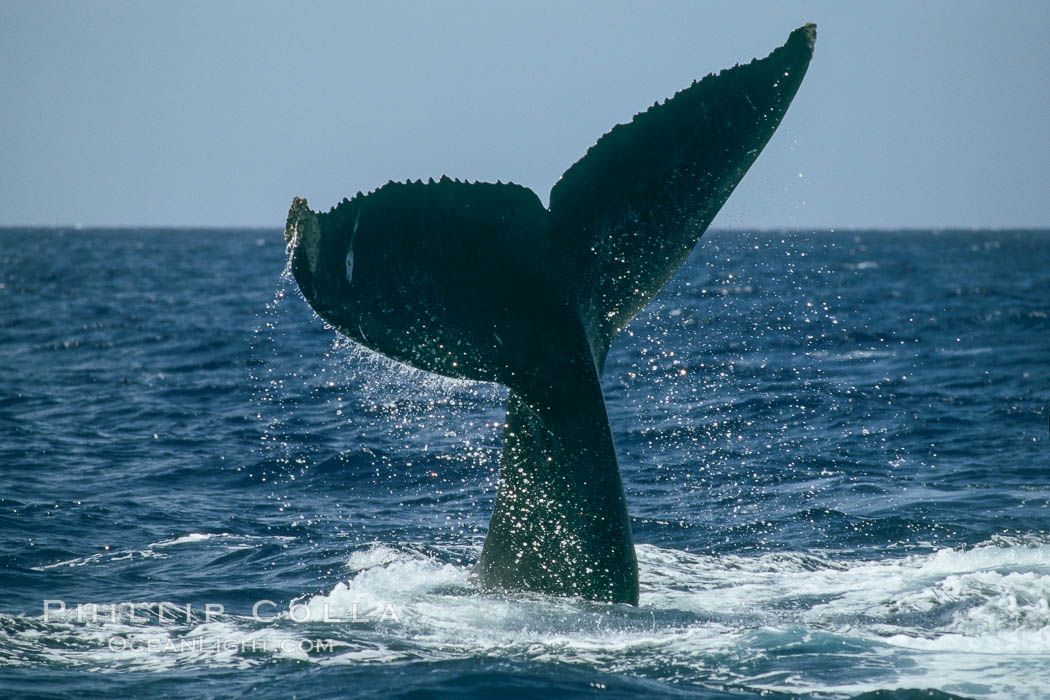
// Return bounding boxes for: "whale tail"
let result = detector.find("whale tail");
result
[285,25,816,604]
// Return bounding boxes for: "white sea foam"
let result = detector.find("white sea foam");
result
[938,346,995,357]
[8,538,1050,696]
[154,533,221,547]
[153,532,295,548]
[32,532,295,570]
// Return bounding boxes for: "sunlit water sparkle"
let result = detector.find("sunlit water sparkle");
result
[1,228,1048,698]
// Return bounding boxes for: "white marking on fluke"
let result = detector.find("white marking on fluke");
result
[346,209,361,286]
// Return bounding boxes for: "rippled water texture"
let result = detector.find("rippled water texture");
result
[1,228,1048,698]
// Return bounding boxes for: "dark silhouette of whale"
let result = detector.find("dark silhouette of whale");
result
[284,24,815,604]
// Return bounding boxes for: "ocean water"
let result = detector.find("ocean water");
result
[1,227,1047,699]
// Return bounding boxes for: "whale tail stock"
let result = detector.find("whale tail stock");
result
[284,25,816,604]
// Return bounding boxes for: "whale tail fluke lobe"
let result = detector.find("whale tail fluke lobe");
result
[551,23,816,368]
[284,25,815,604]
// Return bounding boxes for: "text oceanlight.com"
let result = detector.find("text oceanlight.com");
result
[107,637,338,653]
[42,600,401,624]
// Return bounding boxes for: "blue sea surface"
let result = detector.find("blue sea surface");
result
[1,228,1048,699]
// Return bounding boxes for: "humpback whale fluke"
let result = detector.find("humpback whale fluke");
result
[284,24,816,604]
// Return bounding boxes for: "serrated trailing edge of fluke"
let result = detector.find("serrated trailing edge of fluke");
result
[549,23,816,202]
[288,176,535,225]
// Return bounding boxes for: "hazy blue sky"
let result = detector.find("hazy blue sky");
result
[2,1,1048,229]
